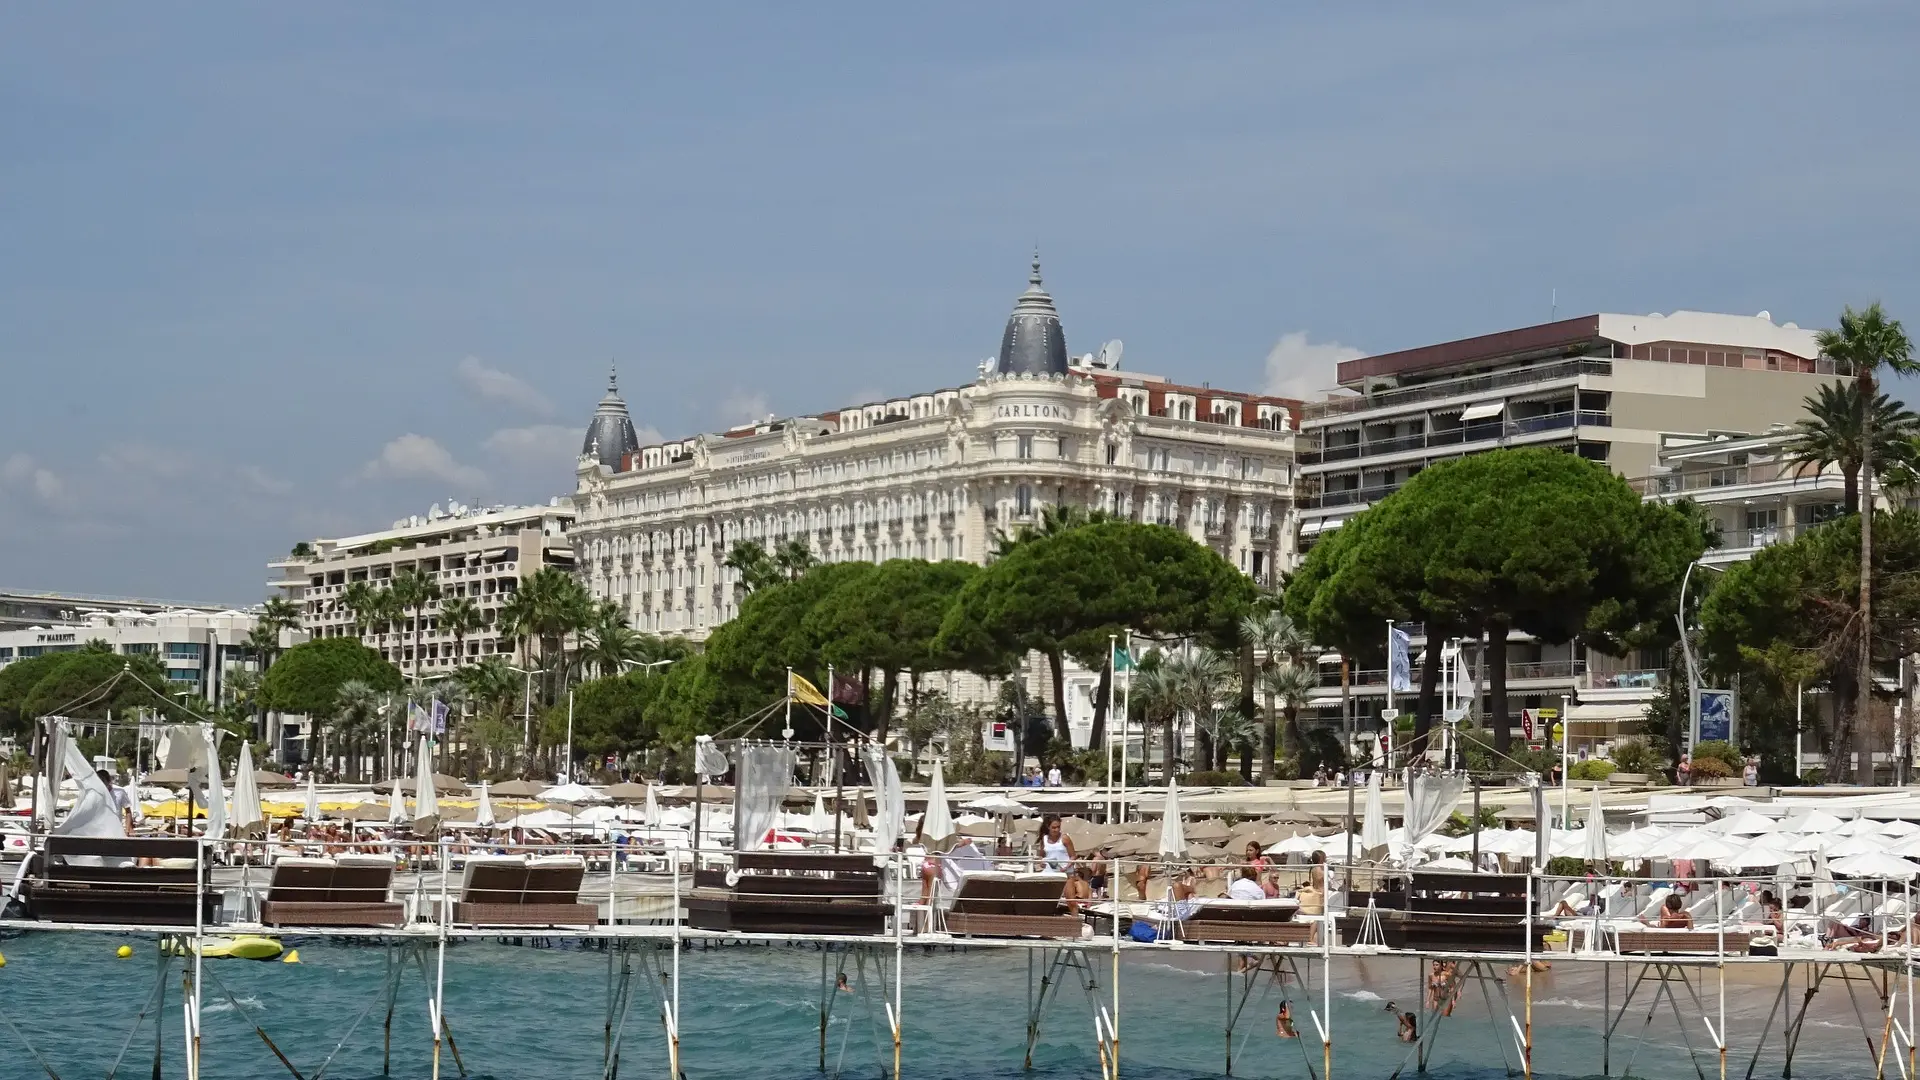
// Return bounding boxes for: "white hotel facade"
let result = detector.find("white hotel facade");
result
[569,260,1303,658]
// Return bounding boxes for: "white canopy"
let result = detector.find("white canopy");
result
[539,782,609,804]
[474,780,496,828]
[230,743,263,834]
[920,761,956,844]
[1716,810,1778,835]
[1157,784,1186,857]
[414,737,438,822]
[1831,851,1920,880]
[1360,772,1390,852]
[1582,786,1608,863]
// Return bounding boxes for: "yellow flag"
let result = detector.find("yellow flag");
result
[788,672,830,707]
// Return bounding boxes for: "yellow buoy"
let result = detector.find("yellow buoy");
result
[0,950,7,967]
[282,949,300,964]
[117,945,133,959]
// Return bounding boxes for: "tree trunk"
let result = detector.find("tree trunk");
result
[1844,470,1860,516]
[1859,366,1877,784]
[1239,641,1263,784]
[1161,718,1176,780]
[877,668,898,746]
[1412,631,1444,758]
[1259,685,1277,783]
[1047,649,1070,746]
[1284,706,1305,777]
[1194,722,1213,777]
[1488,623,1512,754]
[1090,661,1111,752]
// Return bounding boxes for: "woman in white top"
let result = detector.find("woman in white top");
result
[1036,815,1075,871]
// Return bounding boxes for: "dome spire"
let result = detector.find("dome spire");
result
[608,363,619,394]
[582,364,641,470]
[996,250,1070,376]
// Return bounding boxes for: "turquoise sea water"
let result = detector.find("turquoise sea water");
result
[0,932,1893,1080]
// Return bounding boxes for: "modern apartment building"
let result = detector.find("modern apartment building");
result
[0,607,286,706]
[268,501,577,676]
[1294,310,1847,749]
[570,258,1302,640]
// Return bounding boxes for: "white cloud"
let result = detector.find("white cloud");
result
[98,442,196,480]
[360,434,488,490]
[1262,332,1366,400]
[457,356,555,418]
[2,452,65,504]
[484,424,581,461]
[237,464,294,496]
[718,391,771,428]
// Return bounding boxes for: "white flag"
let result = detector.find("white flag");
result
[1387,626,1413,693]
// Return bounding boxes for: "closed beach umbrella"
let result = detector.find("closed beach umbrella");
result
[303,771,320,822]
[645,784,662,828]
[231,743,263,835]
[1157,784,1186,857]
[1360,772,1389,853]
[1582,786,1608,863]
[810,791,830,835]
[415,737,437,821]
[921,761,956,844]
[474,780,496,828]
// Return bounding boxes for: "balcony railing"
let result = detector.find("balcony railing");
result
[1626,466,1840,498]
[1313,659,1584,689]
[1301,358,1613,422]
[1300,412,1610,466]
[1586,669,1664,690]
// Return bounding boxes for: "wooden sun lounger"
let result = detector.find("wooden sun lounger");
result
[1615,929,1752,956]
[260,855,405,927]
[944,871,1079,939]
[685,852,886,935]
[26,837,218,927]
[1184,898,1313,945]
[451,855,598,927]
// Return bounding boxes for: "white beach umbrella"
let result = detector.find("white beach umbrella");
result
[414,737,437,822]
[644,783,661,828]
[1360,772,1390,852]
[1825,834,1888,859]
[921,761,956,844]
[1837,814,1884,837]
[387,769,408,824]
[1583,786,1609,863]
[1157,784,1186,857]
[1717,810,1777,835]
[1669,834,1742,863]
[1716,843,1795,871]
[1831,851,1920,880]
[474,780,496,828]
[1784,809,1845,834]
[538,782,609,804]
[303,771,320,822]
[810,791,830,835]
[1782,832,1832,853]
[1884,820,1920,838]
[1274,831,1326,855]
[230,743,263,833]
[963,793,1030,813]
[1420,855,1477,872]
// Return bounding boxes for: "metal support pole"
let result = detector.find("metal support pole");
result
[432,837,450,1080]
[190,836,205,1080]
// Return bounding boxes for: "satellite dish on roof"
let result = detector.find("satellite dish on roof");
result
[1097,340,1124,370]
[1756,311,1771,321]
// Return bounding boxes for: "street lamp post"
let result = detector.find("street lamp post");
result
[1675,559,1724,759]
[505,665,542,757]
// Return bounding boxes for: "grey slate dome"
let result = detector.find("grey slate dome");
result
[582,367,641,470]
[996,252,1070,376]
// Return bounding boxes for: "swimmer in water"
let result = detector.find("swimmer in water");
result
[836,974,852,993]
[1276,1001,1298,1039]
[1398,1011,1418,1043]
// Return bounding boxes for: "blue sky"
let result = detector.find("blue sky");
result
[3,3,1917,602]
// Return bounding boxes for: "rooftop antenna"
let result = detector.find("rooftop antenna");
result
[1551,288,1557,321]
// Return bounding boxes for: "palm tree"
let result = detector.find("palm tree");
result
[498,567,595,702]
[332,679,383,782]
[1240,609,1311,780]
[1815,303,1917,783]
[1261,662,1318,779]
[1167,648,1239,772]
[580,602,645,679]
[1784,381,1919,514]
[388,568,442,679]
[1131,654,1183,780]
[340,581,377,636]
[438,596,483,670]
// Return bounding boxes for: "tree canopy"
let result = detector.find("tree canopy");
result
[1286,448,1706,751]
[259,637,403,717]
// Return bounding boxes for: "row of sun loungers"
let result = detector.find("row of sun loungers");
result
[21,838,596,929]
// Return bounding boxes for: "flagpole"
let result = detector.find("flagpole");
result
[1106,633,1117,822]
[1120,630,1132,823]
[784,667,794,740]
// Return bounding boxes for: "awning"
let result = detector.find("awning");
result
[1564,703,1650,725]
[1460,400,1506,422]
